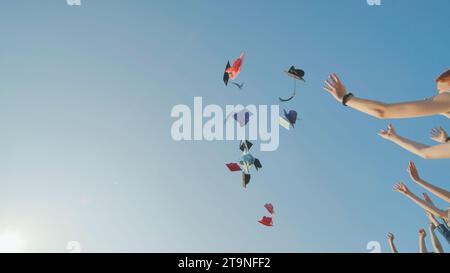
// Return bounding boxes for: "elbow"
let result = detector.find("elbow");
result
[420,149,437,160]
[373,105,389,119]
[374,110,386,119]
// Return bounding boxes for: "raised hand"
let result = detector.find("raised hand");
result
[387,232,395,242]
[378,124,397,140]
[429,223,437,231]
[407,161,421,183]
[430,127,448,143]
[323,73,348,102]
[393,182,410,195]
[419,228,427,238]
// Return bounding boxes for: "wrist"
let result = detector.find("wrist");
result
[412,177,423,184]
[446,137,450,143]
[389,134,400,142]
[342,93,354,106]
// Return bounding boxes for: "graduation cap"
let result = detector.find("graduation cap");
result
[285,66,305,82]
[258,216,273,227]
[242,173,251,188]
[254,158,262,170]
[223,52,245,86]
[233,109,252,127]
[239,140,253,152]
[226,163,242,172]
[283,109,299,128]
[223,61,231,85]
[264,203,274,215]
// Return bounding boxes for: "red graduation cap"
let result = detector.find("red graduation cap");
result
[258,216,273,227]
[226,163,242,172]
[225,52,245,80]
[264,203,274,215]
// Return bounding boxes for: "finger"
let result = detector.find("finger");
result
[324,80,335,90]
[333,73,342,83]
[323,86,333,93]
[331,73,339,84]
[328,75,338,86]
[326,78,337,89]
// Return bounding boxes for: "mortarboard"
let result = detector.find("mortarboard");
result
[264,203,274,214]
[258,216,273,227]
[239,140,253,152]
[233,109,252,127]
[283,109,299,128]
[223,61,231,85]
[285,66,305,82]
[226,163,242,172]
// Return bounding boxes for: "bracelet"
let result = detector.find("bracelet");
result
[342,93,354,106]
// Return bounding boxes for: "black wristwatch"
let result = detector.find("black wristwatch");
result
[342,93,354,106]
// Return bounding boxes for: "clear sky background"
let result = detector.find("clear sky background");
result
[0,0,448,253]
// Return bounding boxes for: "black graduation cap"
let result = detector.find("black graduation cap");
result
[254,158,262,170]
[223,61,231,85]
[242,173,251,188]
[239,140,253,152]
[285,66,305,82]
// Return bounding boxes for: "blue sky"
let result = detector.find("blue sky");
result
[0,0,449,252]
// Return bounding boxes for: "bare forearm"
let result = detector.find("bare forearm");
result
[347,97,388,119]
[388,241,398,253]
[345,93,450,119]
[406,193,446,218]
[390,135,430,158]
[416,179,450,203]
[419,237,428,253]
[429,228,444,253]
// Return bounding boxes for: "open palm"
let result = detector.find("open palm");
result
[323,73,348,102]
[430,127,448,143]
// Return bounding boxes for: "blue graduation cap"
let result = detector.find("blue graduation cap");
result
[283,109,299,128]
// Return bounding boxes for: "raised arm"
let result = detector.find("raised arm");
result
[428,223,444,253]
[418,229,428,253]
[379,124,450,159]
[322,73,450,119]
[387,232,398,253]
[393,183,447,219]
[422,195,445,253]
[408,161,450,203]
